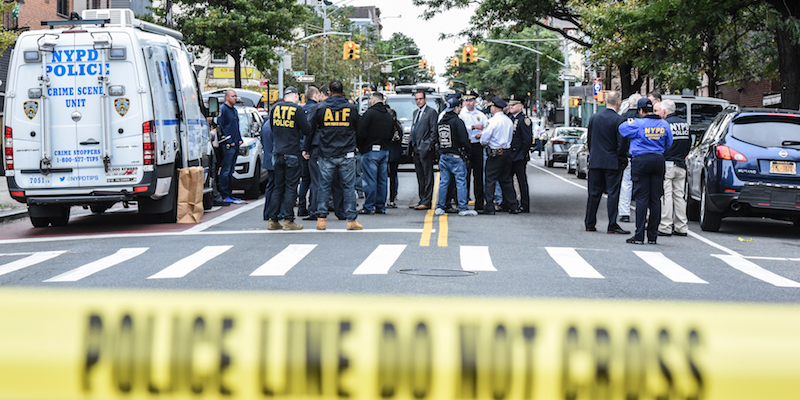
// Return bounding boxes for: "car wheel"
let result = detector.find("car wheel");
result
[89,202,114,214]
[243,159,262,200]
[699,182,722,232]
[577,166,586,179]
[686,178,700,221]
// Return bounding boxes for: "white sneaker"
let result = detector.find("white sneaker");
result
[459,210,478,216]
[434,208,445,216]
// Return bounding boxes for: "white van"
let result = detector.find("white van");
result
[2,9,212,227]
[620,94,730,143]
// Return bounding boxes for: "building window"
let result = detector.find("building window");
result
[57,0,70,17]
[211,50,227,63]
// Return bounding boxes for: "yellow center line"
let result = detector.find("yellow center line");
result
[437,214,448,247]
[419,172,440,247]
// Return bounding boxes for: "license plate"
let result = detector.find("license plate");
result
[769,161,796,175]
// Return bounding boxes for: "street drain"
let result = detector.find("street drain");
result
[397,269,477,277]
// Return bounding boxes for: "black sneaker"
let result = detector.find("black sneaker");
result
[657,231,672,237]
[648,239,658,244]
[673,231,688,236]
[213,200,231,207]
[298,209,309,217]
[302,214,317,221]
[358,208,374,215]
[626,237,644,244]
[619,215,630,223]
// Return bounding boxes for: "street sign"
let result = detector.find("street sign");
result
[540,84,547,91]
[380,63,392,73]
[291,71,304,77]
[593,78,602,99]
[259,79,269,88]
[559,74,578,82]
[296,75,315,83]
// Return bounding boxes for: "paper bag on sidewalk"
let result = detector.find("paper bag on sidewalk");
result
[177,166,204,223]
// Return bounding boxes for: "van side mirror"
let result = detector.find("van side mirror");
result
[208,97,219,116]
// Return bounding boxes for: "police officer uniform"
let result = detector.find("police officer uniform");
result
[479,97,519,214]
[508,95,533,213]
[618,98,673,244]
[459,90,487,210]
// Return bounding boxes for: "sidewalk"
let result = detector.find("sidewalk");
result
[0,178,27,222]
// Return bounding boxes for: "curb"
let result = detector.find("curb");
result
[0,208,28,224]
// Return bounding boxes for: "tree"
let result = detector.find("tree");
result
[765,0,800,109]
[174,0,309,88]
[0,2,19,52]
[373,33,428,88]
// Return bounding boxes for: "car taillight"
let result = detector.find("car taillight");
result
[3,126,12,170]
[142,121,155,165]
[552,140,564,145]
[715,144,747,161]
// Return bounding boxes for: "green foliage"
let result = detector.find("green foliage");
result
[0,2,19,53]
[373,33,428,87]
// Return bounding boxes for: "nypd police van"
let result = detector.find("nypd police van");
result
[2,9,212,226]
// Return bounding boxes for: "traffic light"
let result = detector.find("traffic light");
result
[353,43,361,60]
[569,96,583,107]
[419,59,427,69]
[450,56,459,68]
[462,45,474,64]
[343,41,355,60]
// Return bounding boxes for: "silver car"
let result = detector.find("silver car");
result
[565,132,587,174]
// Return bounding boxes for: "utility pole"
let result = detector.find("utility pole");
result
[304,0,308,92]
[536,27,540,118]
[563,37,569,127]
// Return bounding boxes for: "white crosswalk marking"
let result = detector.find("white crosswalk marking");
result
[0,251,67,277]
[545,247,604,279]
[250,244,317,277]
[147,246,233,279]
[44,248,149,282]
[353,245,407,275]
[634,251,708,284]
[713,254,800,288]
[460,246,496,271]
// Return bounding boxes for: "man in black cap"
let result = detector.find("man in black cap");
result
[266,86,312,230]
[479,96,519,214]
[459,90,487,210]
[508,95,533,213]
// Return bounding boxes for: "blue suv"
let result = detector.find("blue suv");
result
[686,107,800,231]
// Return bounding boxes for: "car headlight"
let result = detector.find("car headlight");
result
[239,146,249,157]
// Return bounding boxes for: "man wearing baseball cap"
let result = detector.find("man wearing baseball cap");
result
[618,97,673,244]
[479,96,519,214]
[435,97,476,216]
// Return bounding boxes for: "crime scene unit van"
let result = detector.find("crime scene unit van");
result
[3,9,212,227]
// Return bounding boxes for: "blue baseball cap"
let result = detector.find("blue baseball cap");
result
[444,96,461,112]
[637,97,653,110]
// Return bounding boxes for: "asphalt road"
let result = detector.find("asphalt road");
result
[2,155,799,303]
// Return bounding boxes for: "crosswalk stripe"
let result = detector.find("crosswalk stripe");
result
[44,248,149,282]
[0,251,67,277]
[147,246,233,279]
[712,254,800,288]
[250,244,317,277]
[634,251,708,284]
[460,246,496,271]
[545,247,604,279]
[353,245,407,275]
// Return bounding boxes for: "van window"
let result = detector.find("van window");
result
[731,118,800,148]
[674,102,687,121]
[385,98,416,123]
[691,103,724,125]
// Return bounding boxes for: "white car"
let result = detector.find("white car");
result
[231,106,268,199]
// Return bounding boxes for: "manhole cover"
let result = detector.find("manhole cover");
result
[397,269,477,277]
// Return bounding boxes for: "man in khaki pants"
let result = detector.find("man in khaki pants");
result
[658,99,690,237]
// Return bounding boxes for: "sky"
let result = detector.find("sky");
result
[344,0,477,89]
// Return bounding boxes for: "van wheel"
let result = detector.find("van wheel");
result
[30,216,50,228]
[244,161,261,200]
[577,168,586,179]
[159,168,179,223]
[203,189,214,210]
[699,183,721,232]
[50,207,70,227]
[90,202,114,214]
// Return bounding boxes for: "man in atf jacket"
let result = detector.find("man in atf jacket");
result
[309,80,362,230]
[357,92,394,214]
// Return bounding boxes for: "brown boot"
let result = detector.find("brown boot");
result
[316,218,327,230]
[282,220,303,231]
[267,220,282,230]
[347,219,363,230]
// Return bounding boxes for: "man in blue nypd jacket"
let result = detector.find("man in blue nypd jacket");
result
[619,97,673,244]
[584,90,630,234]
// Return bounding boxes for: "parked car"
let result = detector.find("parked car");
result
[565,132,587,174]
[575,143,588,179]
[231,106,268,199]
[383,86,446,164]
[685,107,800,231]
[543,127,586,167]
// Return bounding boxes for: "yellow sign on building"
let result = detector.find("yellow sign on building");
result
[211,67,262,79]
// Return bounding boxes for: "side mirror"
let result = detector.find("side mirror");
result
[208,97,219,116]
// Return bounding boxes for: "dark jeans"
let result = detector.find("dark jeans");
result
[298,157,311,211]
[469,143,484,210]
[218,144,239,199]
[632,153,666,241]
[308,150,320,216]
[389,161,399,202]
[585,168,624,231]
[268,154,301,222]
[484,151,518,211]
[262,169,276,220]
[361,150,389,212]
[317,156,358,221]
[437,153,468,211]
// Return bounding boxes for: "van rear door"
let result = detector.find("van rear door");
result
[142,43,180,166]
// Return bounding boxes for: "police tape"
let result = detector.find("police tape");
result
[0,288,798,400]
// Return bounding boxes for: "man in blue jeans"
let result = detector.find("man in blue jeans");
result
[266,86,312,230]
[435,97,477,216]
[215,89,243,203]
[357,92,393,214]
[308,80,362,230]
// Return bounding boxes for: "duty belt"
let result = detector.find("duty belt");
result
[487,148,505,157]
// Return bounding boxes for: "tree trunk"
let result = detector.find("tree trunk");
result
[620,62,644,98]
[233,54,242,89]
[776,25,800,109]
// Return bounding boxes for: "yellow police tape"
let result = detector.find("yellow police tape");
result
[1,288,799,400]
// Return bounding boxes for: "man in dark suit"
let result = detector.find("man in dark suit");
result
[584,90,630,234]
[409,91,438,209]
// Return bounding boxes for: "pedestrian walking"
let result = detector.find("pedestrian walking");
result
[508,95,533,213]
[657,99,690,237]
[435,97,476,216]
[357,92,393,214]
[409,91,438,210]
[215,89,244,203]
[479,97,519,214]
[618,93,641,223]
[459,90,487,211]
[619,98,673,244]
[584,90,630,234]
[266,86,312,230]
[308,80,362,230]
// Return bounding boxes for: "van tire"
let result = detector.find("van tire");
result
[203,189,214,210]
[244,161,261,200]
[50,206,70,227]
[30,216,50,228]
[90,202,114,214]
[159,168,179,223]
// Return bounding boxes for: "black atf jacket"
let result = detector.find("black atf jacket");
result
[269,101,312,156]
[309,95,360,158]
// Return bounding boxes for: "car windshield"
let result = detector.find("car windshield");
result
[731,118,800,148]
[692,104,724,125]
[237,112,252,138]
[385,98,417,122]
